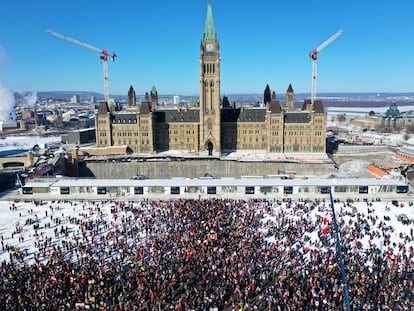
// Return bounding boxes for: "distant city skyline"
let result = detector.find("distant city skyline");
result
[1,0,414,97]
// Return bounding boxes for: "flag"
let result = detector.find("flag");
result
[208,233,217,240]
[322,212,329,235]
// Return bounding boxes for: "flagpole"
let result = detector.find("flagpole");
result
[329,188,351,311]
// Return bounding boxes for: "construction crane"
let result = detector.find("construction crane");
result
[309,29,343,105]
[47,29,116,103]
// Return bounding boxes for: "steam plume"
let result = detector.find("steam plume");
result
[0,83,15,121]
[0,46,16,121]
[23,91,37,108]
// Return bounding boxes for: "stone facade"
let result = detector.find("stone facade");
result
[80,158,334,180]
[95,3,327,156]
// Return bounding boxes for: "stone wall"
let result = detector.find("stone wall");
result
[336,144,390,155]
[79,158,335,179]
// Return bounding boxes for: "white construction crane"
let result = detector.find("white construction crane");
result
[47,29,116,103]
[309,29,343,105]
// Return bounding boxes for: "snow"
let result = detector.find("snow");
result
[0,135,61,148]
[0,198,412,266]
[327,105,414,117]
[328,105,414,147]
[257,199,413,265]
[324,160,371,178]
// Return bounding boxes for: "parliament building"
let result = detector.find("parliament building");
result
[95,3,327,156]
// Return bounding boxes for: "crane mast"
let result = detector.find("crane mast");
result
[309,29,343,105]
[47,29,116,103]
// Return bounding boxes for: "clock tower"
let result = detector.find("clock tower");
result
[200,2,221,155]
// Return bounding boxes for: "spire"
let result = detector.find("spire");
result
[128,85,136,106]
[203,3,216,41]
[286,84,294,112]
[264,84,271,105]
[150,85,158,111]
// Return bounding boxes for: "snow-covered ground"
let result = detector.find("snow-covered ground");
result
[0,135,61,148]
[0,198,412,266]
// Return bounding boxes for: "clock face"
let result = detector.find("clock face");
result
[206,43,213,51]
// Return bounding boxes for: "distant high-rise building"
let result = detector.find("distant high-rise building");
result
[90,96,96,104]
[71,95,80,104]
[173,95,181,106]
[95,3,327,155]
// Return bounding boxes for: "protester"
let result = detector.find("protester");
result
[0,198,412,310]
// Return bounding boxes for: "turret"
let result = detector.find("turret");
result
[286,84,294,111]
[128,85,136,107]
[150,86,158,111]
[264,84,271,107]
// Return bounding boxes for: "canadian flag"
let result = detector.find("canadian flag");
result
[322,212,329,235]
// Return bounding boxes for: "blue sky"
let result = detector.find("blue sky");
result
[0,0,413,97]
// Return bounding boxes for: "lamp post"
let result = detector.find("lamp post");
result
[329,188,351,310]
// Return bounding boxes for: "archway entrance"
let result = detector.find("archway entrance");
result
[207,141,213,156]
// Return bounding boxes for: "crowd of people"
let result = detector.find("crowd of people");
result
[0,197,413,310]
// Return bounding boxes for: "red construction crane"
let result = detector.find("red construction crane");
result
[47,29,116,103]
[309,29,343,105]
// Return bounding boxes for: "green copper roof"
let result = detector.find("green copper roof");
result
[384,102,401,118]
[204,3,216,41]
